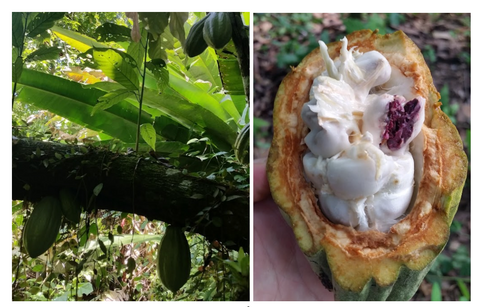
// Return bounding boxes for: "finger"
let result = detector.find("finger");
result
[254,158,270,202]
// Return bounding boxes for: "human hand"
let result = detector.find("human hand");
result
[253,158,334,301]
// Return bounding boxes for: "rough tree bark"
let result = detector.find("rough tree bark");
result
[12,138,249,252]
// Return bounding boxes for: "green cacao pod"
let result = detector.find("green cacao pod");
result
[203,12,232,50]
[59,188,81,224]
[23,196,63,258]
[184,15,208,57]
[234,123,250,165]
[157,226,191,292]
[267,30,468,300]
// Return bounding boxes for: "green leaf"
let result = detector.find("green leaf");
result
[140,123,156,150]
[94,22,131,42]
[388,13,405,27]
[238,246,245,261]
[242,12,250,26]
[365,13,387,34]
[12,202,23,214]
[343,17,367,34]
[12,12,25,50]
[93,183,103,196]
[89,223,98,236]
[182,47,222,88]
[146,60,169,93]
[148,37,168,61]
[160,27,176,50]
[52,290,69,301]
[126,257,136,274]
[98,239,108,255]
[27,12,65,37]
[138,12,170,37]
[169,12,189,48]
[127,29,148,69]
[431,282,442,301]
[82,81,125,92]
[30,286,41,295]
[12,56,23,83]
[240,256,249,276]
[217,58,244,95]
[190,194,204,199]
[77,282,94,296]
[202,281,217,301]
[32,264,44,272]
[25,46,61,62]
[92,89,134,115]
[224,259,241,273]
[216,41,245,95]
[91,48,139,91]
[457,279,470,300]
[52,25,108,53]
[218,95,242,125]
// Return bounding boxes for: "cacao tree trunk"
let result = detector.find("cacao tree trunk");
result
[12,138,249,252]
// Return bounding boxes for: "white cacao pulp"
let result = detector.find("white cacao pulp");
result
[302,37,425,232]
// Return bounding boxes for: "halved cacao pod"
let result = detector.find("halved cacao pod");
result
[267,29,468,300]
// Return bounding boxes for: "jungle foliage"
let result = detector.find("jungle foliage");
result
[12,12,250,301]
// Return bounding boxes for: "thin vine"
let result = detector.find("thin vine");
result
[135,32,151,152]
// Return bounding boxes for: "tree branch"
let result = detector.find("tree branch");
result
[12,138,249,252]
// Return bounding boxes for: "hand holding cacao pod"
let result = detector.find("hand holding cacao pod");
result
[267,29,468,300]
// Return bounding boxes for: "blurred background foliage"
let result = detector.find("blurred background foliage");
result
[253,13,470,301]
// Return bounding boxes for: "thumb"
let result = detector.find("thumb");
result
[254,157,270,202]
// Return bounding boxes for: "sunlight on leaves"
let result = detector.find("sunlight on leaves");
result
[140,123,157,150]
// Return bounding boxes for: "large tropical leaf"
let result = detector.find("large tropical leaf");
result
[25,46,62,62]
[32,15,240,150]
[169,12,189,49]
[186,48,222,89]
[12,12,24,50]
[94,22,132,42]
[134,87,237,148]
[51,25,108,52]
[27,12,65,37]
[89,47,139,91]
[138,12,170,37]
[16,69,153,143]
[168,68,232,124]
[217,47,245,95]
